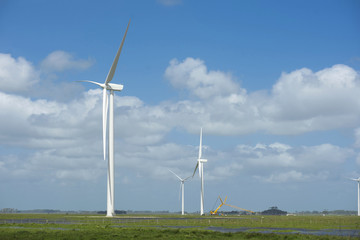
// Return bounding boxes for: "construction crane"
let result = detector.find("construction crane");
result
[210,196,228,215]
[210,196,255,215]
[224,202,255,214]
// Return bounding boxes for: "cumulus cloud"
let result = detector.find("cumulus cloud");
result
[235,142,354,183]
[0,52,94,101]
[0,53,40,93]
[0,91,66,146]
[209,162,244,180]
[40,50,94,72]
[0,53,359,186]
[254,170,329,183]
[165,58,242,99]
[356,153,360,166]
[263,64,360,134]
[354,128,360,148]
[164,59,360,135]
[0,85,170,182]
[0,88,115,182]
[256,170,308,183]
[241,143,352,169]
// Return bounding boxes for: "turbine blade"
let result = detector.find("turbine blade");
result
[77,80,104,88]
[168,169,182,181]
[198,128,202,159]
[179,182,182,201]
[102,88,108,161]
[105,19,131,85]
[192,162,199,177]
[184,175,192,181]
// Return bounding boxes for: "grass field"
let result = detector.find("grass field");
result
[1,214,359,239]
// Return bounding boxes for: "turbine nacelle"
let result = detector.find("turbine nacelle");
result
[198,158,207,163]
[107,83,124,91]
[169,169,191,182]
[78,81,124,91]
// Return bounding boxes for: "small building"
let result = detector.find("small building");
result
[261,206,287,215]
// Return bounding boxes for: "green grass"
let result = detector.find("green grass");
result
[1,214,359,229]
[0,214,359,239]
[0,226,357,240]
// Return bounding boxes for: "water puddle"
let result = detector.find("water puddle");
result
[206,226,360,237]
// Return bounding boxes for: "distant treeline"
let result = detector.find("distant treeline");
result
[1,208,357,215]
[96,210,127,215]
[295,210,357,215]
[0,208,169,215]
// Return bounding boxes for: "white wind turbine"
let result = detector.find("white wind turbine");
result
[168,169,191,215]
[350,177,360,216]
[192,128,207,215]
[80,20,130,217]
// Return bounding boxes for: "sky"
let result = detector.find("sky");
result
[0,0,360,213]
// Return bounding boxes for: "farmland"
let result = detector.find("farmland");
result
[0,214,359,239]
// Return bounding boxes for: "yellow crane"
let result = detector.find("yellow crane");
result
[210,196,228,215]
[210,196,255,215]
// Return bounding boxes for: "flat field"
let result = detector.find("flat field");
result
[0,214,359,239]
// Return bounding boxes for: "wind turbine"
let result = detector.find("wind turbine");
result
[192,128,207,215]
[80,20,130,217]
[168,169,191,215]
[350,177,360,216]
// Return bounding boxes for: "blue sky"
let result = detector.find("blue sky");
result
[0,0,360,213]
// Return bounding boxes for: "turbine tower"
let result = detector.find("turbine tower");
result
[351,177,360,216]
[80,20,130,217]
[192,128,207,215]
[168,170,191,215]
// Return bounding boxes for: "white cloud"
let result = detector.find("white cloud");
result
[55,169,102,181]
[296,144,352,167]
[354,128,360,148]
[263,64,360,134]
[256,170,308,183]
[0,53,40,93]
[164,59,360,135]
[254,170,329,183]
[40,50,94,72]
[0,91,66,146]
[0,53,359,188]
[356,154,360,165]
[165,58,242,99]
[209,162,243,180]
[240,143,353,170]
[269,142,292,152]
[228,142,354,183]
